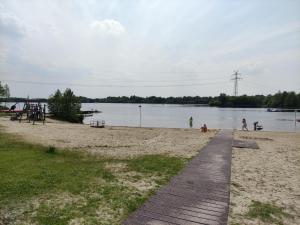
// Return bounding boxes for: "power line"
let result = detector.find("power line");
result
[230,70,242,96]
[2,79,228,88]
[1,74,230,84]
[89,75,227,83]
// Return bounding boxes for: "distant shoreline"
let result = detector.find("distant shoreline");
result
[2,100,300,111]
[2,91,300,109]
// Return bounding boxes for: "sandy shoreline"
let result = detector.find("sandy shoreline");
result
[0,117,216,158]
[229,130,300,225]
[1,116,299,224]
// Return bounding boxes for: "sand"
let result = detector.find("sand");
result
[0,117,216,158]
[229,131,300,225]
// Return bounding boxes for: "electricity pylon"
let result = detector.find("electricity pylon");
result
[231,70,242,96]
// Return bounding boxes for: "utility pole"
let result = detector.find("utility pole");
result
[138,105,142,127]
[231,70,242,96]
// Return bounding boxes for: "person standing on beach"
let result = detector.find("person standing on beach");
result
[242,118,248,131]
[189,116,193,128]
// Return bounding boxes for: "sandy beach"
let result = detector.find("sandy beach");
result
[1,116,300,224]
[0,117,215,158]
[229,131,300,225]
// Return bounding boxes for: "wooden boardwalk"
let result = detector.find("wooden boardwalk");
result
[123,130,233,225]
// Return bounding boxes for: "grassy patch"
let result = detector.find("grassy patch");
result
[0,112,10,117]
[0,130,187,225]
[246,200,293,225]
[127,154,187,186]
[127,155,186,176]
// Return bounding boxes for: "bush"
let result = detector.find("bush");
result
[48,88,82,123]
[0,105,9,110]
[46,146,56,154]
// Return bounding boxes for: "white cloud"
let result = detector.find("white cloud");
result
[0,4,25,38]
[90,19,125,36]
[1,0,299,97]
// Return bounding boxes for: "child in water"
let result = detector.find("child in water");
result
[189,116,193,128]
[242,118,248,131]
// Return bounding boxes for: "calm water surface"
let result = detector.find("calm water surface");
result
[5,102,299,132]
[80,103,299,132]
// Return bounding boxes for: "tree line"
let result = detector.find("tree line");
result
[1,80,299,109]
[3,92,300,108]
[79,92,300,108]
[209,91,300,108]
[78,95,212,104]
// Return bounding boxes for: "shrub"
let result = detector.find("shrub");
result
[46,146,56,154]
[48,88,82,123]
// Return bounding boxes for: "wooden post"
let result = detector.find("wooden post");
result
[295,110,297,132]
[43,104,46,125]
[139,105,142,127]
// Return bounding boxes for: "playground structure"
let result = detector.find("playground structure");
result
[10,102,46,125]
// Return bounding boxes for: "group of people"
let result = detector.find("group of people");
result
[189,116,208,132]
[188,116,262,132]
[242,118,263,131]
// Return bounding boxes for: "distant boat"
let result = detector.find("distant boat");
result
[83,114,93,117]
[80,110,102,114]
[267,108,300,112]
[267,108,280,112]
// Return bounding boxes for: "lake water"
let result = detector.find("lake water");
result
[80,103,299,132]
[4,102,299,132]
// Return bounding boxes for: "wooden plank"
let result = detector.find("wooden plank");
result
[158,185,229,200]
[232,139,259,149]
[144,200,225,218]
[122,130,233,225]
[148,195,227,213]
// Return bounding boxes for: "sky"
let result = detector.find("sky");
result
[0,0,300,98]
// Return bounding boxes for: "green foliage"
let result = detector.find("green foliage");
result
[48,88,82,123]
[246,200,292,225]
[0,131,188,225]
[209,92,300,108]
[2,86,300,108]
[46,146,56,154]
[82,92,300,108]
[79,95,213,104]
[0,106,9,111]
[0,82,5,97]
[0,82,10,102]
[127,155,186,177]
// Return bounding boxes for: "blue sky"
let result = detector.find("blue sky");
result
[0,0,300,98]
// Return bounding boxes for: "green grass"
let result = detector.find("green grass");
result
[127,154,186,184]
[246,200,293,225]
[0,130,187,225]
[0,112,10,117]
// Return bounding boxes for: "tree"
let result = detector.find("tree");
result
[284,92,297,108]
[48,88,82,123]
[48,89,62,116]
[0,82,10,108]
[219,93,229,107]
[0,82,5,97]
[3,84,10,99]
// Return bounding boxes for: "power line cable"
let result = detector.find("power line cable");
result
[75,74,229,83]
[2,79,228,88]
